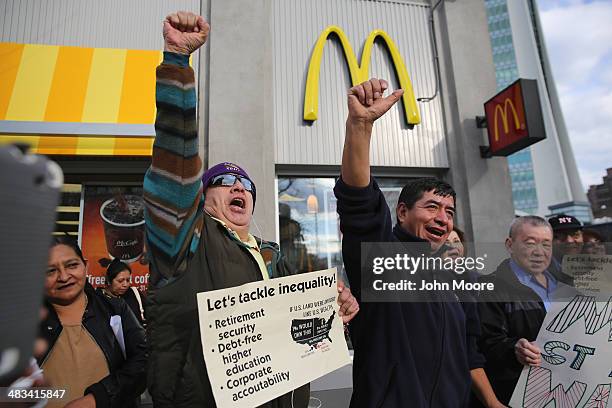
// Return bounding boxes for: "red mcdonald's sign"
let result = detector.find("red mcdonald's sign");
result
[483,79,545,157]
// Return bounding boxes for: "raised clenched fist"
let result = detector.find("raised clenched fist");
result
[347,78,403,124]
[163,11,210,55]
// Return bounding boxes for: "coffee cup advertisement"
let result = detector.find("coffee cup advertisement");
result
[81,186,150,292]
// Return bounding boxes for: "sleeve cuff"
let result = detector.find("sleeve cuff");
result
[469,355,486,370]
[163,51,190,67]
[85,382,111,408]
[335,176,377,198]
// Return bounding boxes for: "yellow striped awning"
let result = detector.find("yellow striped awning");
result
[0,134,154,156]
[0,42,165,156]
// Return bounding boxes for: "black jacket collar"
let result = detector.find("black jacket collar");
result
[43,283,104,333]
[494,258,542,293]
[393,224,427,243]
[393,224,439,256]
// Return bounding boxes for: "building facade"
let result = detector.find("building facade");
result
[483,0,592,223]
[588,168,612,220]
[1,0,515,244]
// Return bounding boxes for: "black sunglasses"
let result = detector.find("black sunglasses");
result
[209,174,255,193]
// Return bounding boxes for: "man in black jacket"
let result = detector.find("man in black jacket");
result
[478,216,575,404]
[334,79,494,407]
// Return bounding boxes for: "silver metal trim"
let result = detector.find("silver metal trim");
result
[0,121,154,137]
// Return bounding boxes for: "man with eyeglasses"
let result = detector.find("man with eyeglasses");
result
[143,12,358,408]
[477,216,575,405]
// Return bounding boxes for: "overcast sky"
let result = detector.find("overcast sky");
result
[536,0,612,189]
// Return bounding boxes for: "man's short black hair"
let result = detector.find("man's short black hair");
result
[397,178,456,209]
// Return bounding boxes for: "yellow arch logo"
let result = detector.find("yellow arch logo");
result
[493,98,521,142]
[303,25,420,125]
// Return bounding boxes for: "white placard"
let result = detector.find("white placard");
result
[509,295,612,407]
[563,254,612,295]
[197,268,351,408]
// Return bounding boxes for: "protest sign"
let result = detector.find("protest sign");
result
[196,268,351,408]
[564,254,612,296]
[509,295,612,407]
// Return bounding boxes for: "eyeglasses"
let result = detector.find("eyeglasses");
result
[209,174,255,193]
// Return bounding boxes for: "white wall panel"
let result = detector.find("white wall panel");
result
[272,0,448,167]
[0,0,200,50]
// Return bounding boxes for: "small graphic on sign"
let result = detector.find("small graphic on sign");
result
[290,312,335,349]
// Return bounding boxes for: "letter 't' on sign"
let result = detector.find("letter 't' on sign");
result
[482,78,546,157]
[303,25,421,126]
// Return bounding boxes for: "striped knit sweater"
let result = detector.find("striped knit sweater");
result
[143,52,204,276]
[143,53,311,407]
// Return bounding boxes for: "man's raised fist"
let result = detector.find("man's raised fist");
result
[347,78,404,124]
[163,11,210,55]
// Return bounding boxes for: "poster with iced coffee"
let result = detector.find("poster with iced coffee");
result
[81,186,149,292]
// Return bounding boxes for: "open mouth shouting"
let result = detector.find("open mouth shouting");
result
[425,226,446,240]
[229,196,247,212]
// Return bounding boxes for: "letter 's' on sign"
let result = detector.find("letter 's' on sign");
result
[483,78,545,157]
[303,25,421,126]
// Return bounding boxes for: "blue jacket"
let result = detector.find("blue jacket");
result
[334,178,483,408]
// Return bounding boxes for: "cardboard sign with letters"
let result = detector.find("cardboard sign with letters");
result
[197,268,351,408]
[509,295,612,407]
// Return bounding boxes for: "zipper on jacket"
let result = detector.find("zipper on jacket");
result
[82,303,113,369]
[85,324,112,367]
[40,325,61,367]
[429,303,446,407]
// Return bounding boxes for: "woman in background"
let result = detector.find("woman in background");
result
[443,228,506,408]
[582,229,607,255]
[40,237,146,408]
[443,226,467,259]
[99,259,146,326]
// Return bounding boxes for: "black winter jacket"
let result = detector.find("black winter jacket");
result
[39,283,147,408]
[334,178,484,408]
[97,286,146,327]
[477,259,546,404]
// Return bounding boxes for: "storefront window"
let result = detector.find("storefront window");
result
[277,176,414,279]
[278,178,340,275]
[56,184,82,237]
